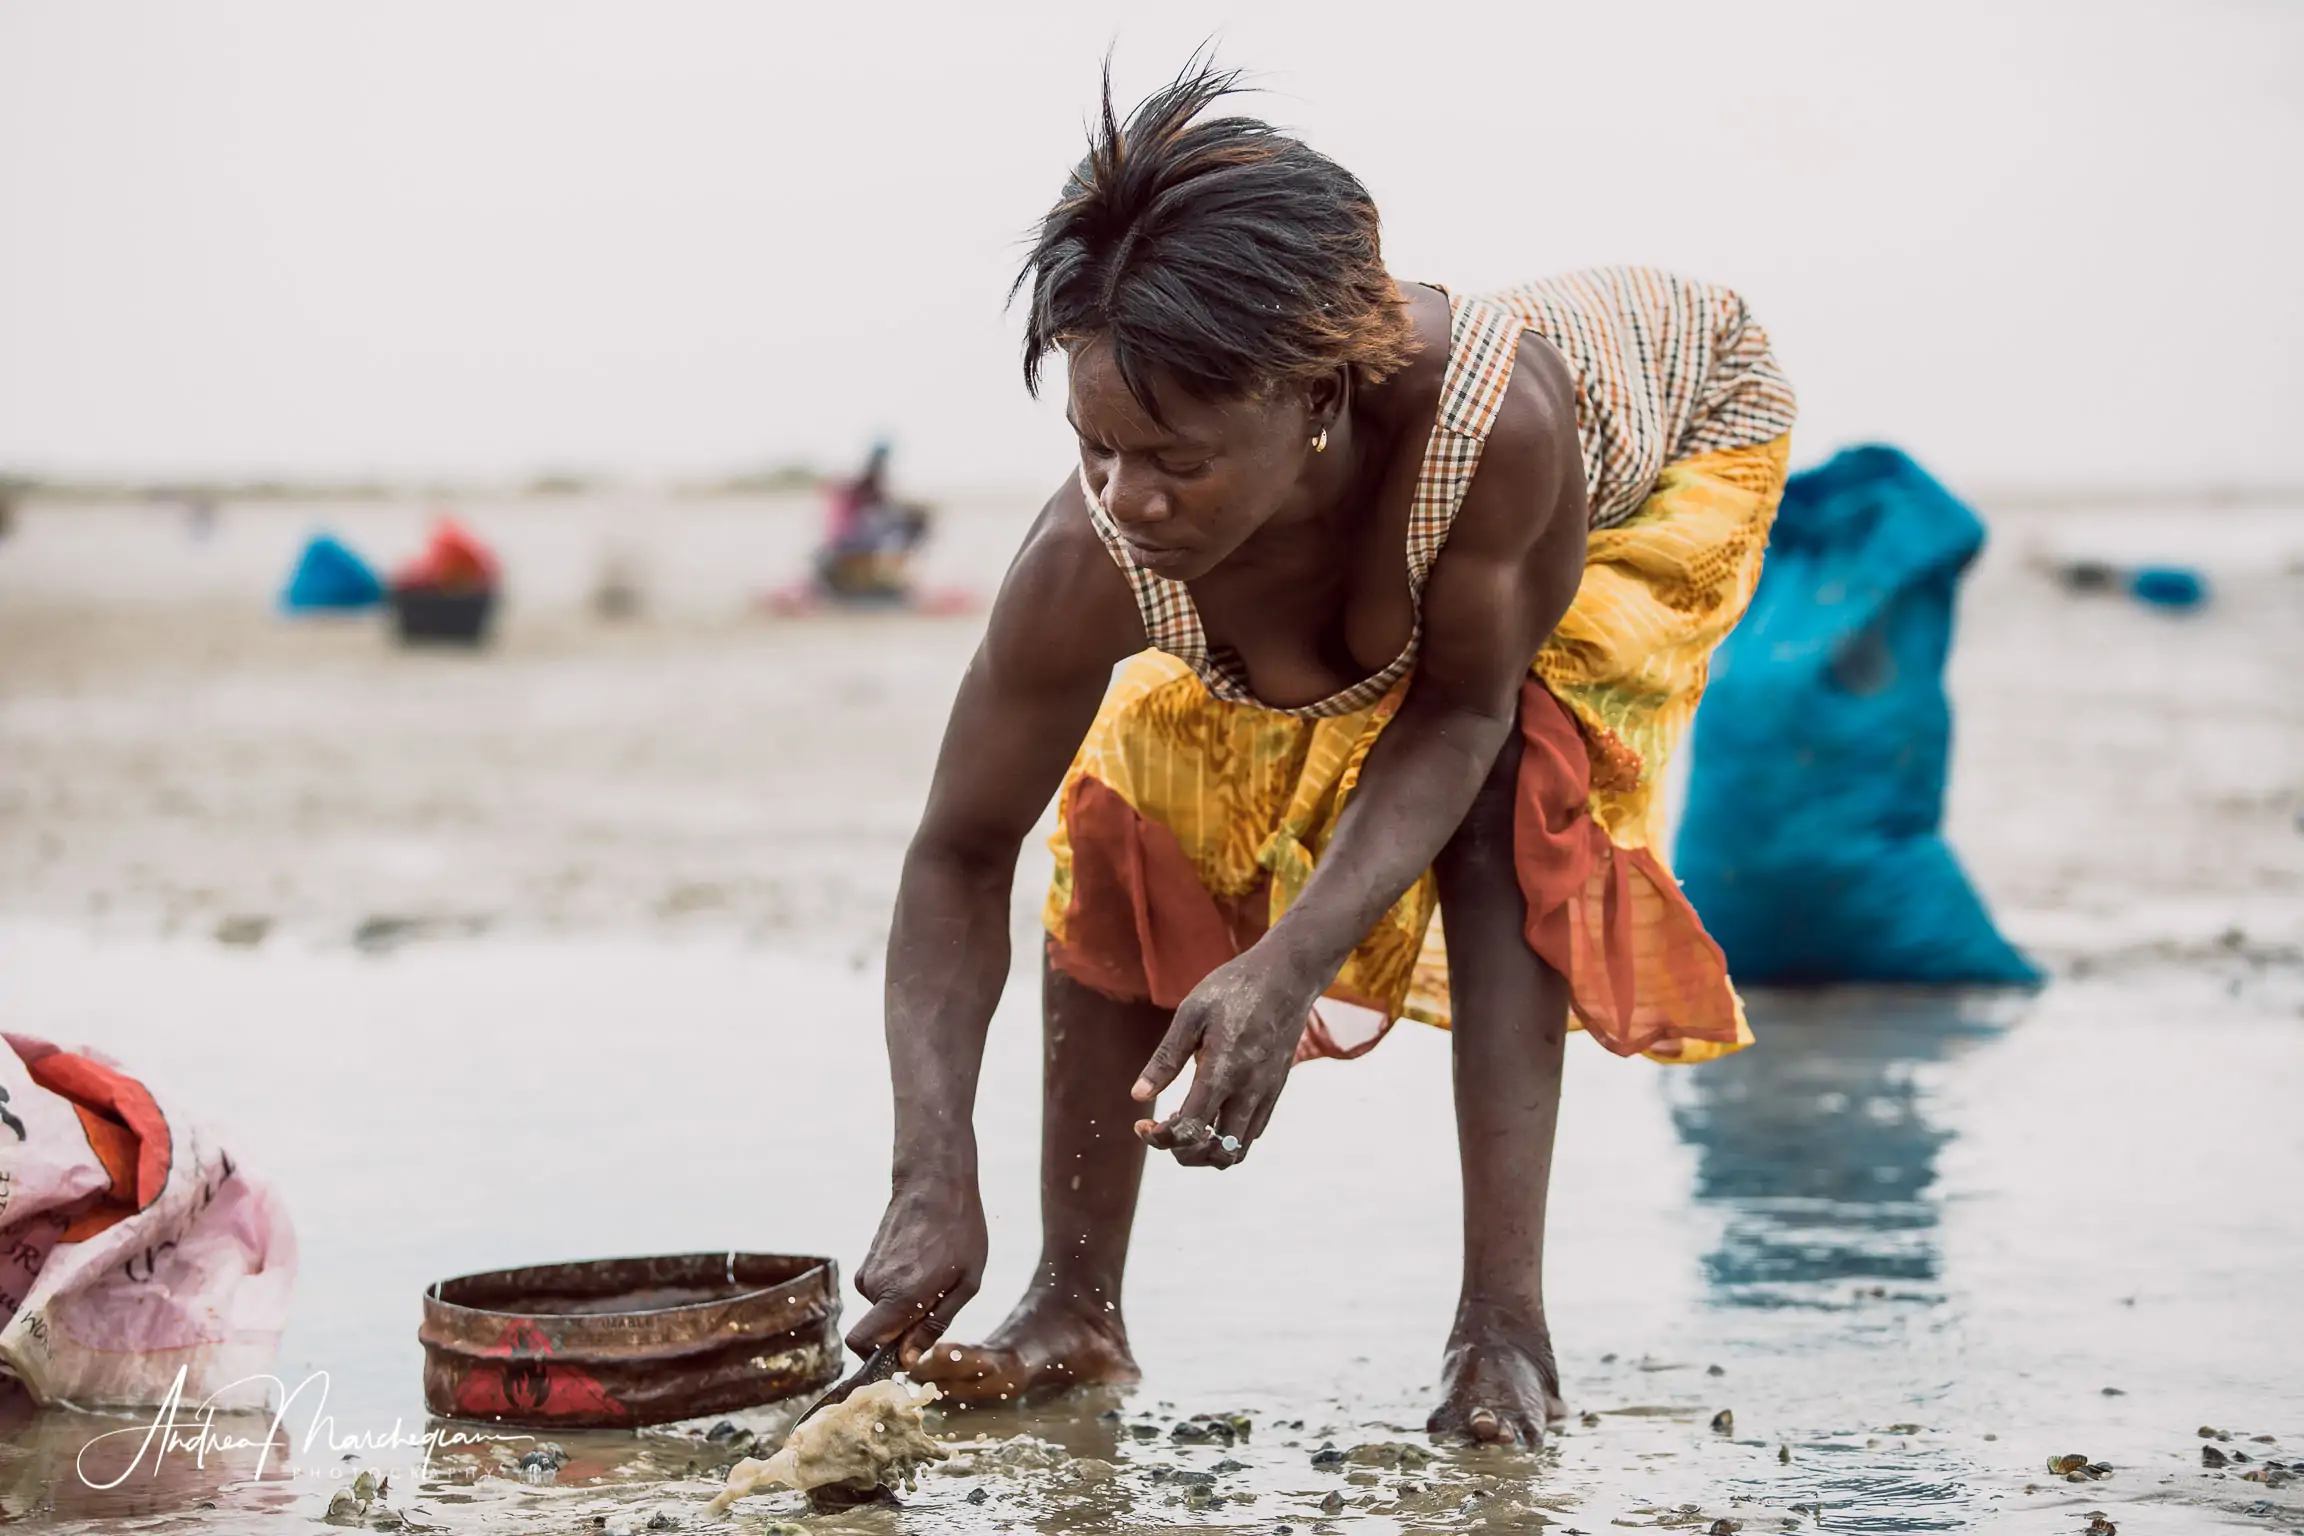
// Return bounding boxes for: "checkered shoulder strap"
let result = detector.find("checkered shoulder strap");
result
[1078,464,1210,672]
[1406,292,1523,591]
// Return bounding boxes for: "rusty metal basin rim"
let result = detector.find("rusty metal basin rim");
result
[418,1250,842,1429]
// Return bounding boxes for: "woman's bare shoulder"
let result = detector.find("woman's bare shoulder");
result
[981,475,1149,683]
[1451,332,1587,556]
[1496,328,1581,462]
[1416,332,1589,678]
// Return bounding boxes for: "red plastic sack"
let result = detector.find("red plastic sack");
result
[0,1034,296,1409]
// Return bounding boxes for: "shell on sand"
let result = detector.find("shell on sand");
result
[704,1378,945,1514]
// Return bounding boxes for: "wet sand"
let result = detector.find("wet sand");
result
[0,493,2299,1532]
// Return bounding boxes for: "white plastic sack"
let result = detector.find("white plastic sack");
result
[0,1032,296,1410]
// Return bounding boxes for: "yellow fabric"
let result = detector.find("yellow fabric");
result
[1045,435,1792,1063]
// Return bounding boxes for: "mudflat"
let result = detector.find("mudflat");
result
[0,492,2297,1532]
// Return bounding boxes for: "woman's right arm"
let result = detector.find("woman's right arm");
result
[846,482,1142,1360]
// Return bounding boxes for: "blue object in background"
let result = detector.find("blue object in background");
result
[1675,445,2042,987]
[2127,565,2207,610]
[280,532,384,612]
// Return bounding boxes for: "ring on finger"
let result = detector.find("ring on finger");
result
[1216,1133,1243,1155]
[1172,1117,1214,1143]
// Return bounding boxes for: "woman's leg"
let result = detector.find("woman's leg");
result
[1426,726,1572,1445]
[908,953,1169,1402]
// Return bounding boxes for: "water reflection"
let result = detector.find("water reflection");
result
[1666,991,2016,1309]
[0,1380,303,1529]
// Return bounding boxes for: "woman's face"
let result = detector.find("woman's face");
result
[1066,338,1317,582]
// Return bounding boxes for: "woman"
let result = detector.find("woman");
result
[849,60,1795,1446]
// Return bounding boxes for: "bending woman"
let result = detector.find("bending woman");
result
[848,60,1796,1445]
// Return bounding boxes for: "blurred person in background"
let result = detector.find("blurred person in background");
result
[849,58,1796,1446]
[815,438,932,600]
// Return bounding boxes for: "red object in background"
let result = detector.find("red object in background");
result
[393,517,499,592]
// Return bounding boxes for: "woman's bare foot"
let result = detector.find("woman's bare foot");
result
[907,1286,1138,1404]
[1426,1308,1567,1447]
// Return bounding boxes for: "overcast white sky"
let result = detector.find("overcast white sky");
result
[2,1,2298,492]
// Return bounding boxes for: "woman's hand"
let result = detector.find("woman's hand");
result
[1132,946,1322,1169]
[847,1171,987,1366]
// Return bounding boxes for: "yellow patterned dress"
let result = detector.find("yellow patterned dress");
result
[1044,269,1797,1064]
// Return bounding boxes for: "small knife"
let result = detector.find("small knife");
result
[790,1336,908,1432]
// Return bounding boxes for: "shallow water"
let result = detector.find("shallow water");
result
[1,493,2297,1530]
[1,931,2297,1533]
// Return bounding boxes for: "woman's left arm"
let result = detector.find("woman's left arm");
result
[1134,337,1590,1163]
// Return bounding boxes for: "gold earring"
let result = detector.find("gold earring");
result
[1313,428,1329,453]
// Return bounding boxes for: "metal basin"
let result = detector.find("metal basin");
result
[418,1251,841,1429]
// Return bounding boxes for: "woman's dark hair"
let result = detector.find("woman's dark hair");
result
[1015,54,1414,423]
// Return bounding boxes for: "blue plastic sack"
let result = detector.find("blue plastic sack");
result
[1674,446,2041,986]
[2127,565,2207,610]
[280,532,384,612]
